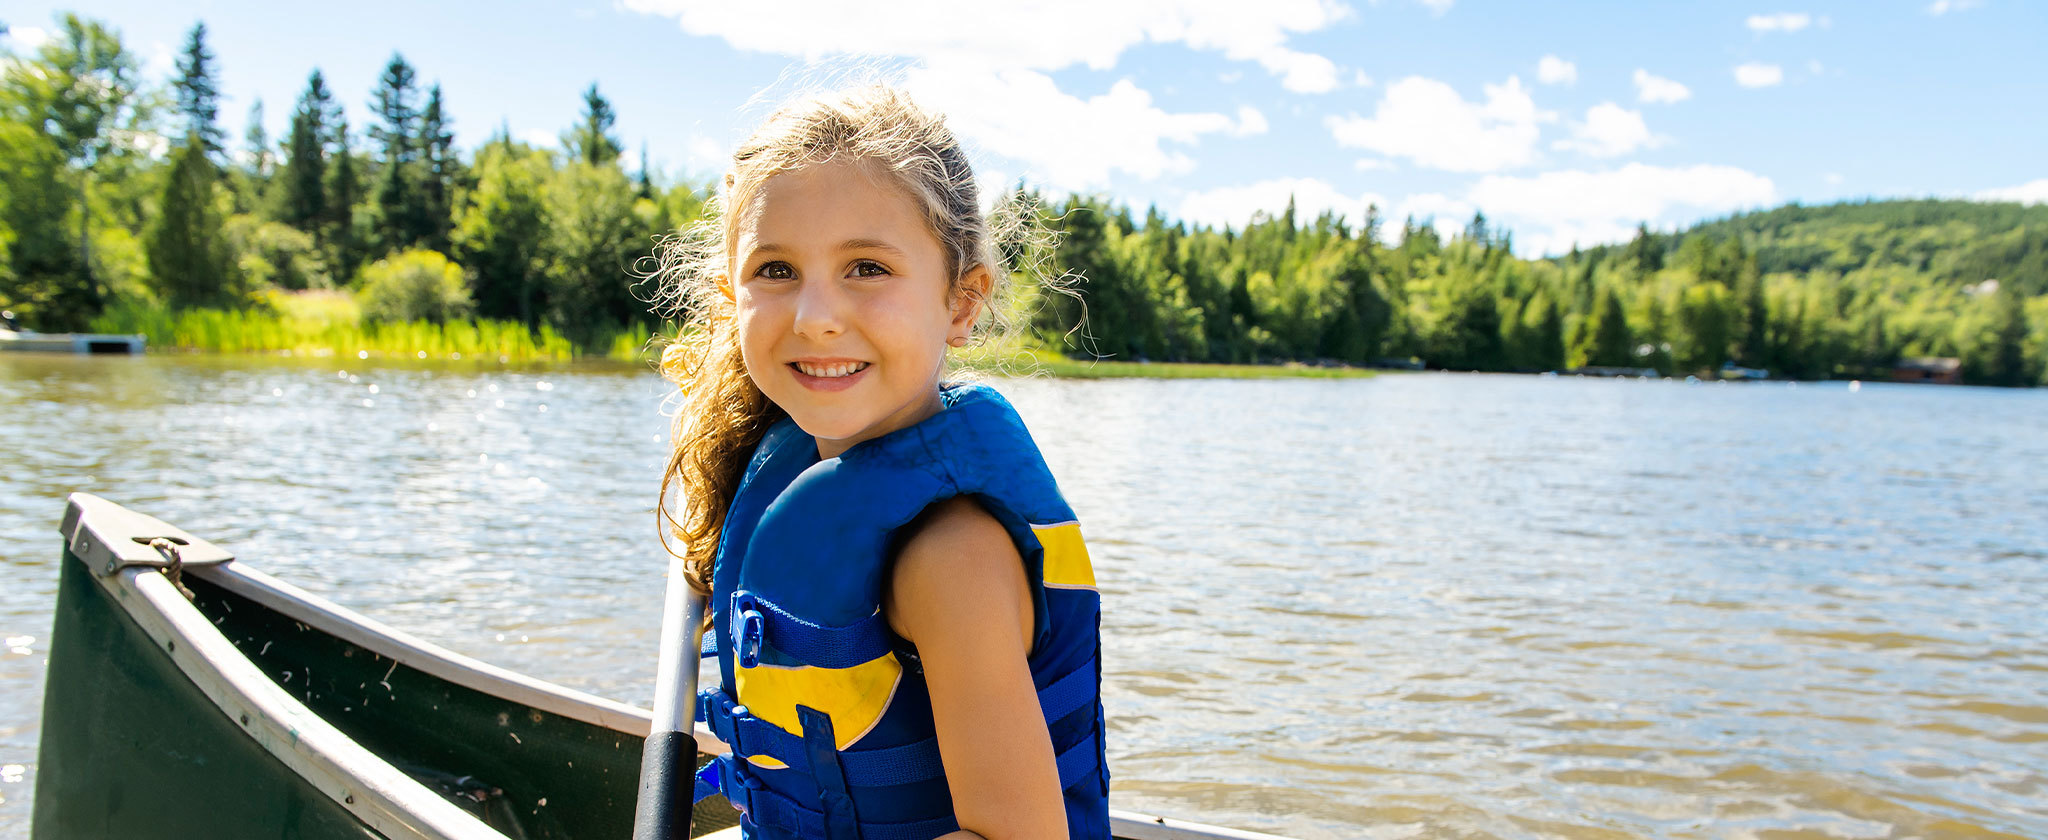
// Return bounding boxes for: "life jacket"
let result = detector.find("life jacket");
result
[693,383,1110,840]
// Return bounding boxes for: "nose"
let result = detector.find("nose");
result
[791,277,845,340]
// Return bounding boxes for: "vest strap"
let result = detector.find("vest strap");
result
[699,688,949,787]
[711,753,962,840]
[734,590,894,669]
[1054,737,1099,790]
[1036,655,1097,724]
[698,654,1099,790]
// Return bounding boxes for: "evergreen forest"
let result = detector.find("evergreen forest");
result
[2,14,2042,385]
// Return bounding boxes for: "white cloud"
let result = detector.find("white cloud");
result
[1808,59,1824,74]
[1975,178,2048,205]
[1418,0,1455,14]
[1824,172,1844,186]
[1231,105,1270,136]
[1634,69,1691,104]
[1928,0,1982,14]
[1176,177,1390,230]
[1467,163,1776,256]
[516,128,557,148]
[905,65,1256,191]
[1325,75,1555,173]
[1353,69,1373,87]
[4,25,52,51]
[622,0,1350,92]
[1537,55,1577,85]
[1553,103,1661,158]
[1734,62,1784,87]
[1353,158,1393,171]
[1746,12,1812,32]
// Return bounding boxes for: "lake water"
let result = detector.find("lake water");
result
[2,354,2045,839]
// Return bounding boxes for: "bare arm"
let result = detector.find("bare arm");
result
[887,497,1067,840]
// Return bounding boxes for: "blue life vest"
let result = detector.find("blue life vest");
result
[693,383,1110,840]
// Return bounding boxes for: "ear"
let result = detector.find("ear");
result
[948,265,992,346]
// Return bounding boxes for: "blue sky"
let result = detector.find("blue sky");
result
[5,0,2044,256]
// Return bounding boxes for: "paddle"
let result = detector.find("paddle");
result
[632,553,709,840]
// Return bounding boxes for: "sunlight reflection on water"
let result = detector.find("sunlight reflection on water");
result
[2,355,2045,838]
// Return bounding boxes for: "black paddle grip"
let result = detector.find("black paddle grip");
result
[632,729,697,840]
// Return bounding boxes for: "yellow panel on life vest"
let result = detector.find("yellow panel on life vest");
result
[1035,522,1096,590]
[735,650,905,765]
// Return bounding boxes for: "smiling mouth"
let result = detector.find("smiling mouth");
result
[791,361,870,379]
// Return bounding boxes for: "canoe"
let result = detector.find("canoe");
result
[33,493,1294,840]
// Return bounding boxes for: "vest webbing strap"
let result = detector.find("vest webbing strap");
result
[698,655,1099,789]
[738,590,894,670]
[706,753,962,840]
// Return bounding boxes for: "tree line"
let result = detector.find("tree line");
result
[2,14,696,350]
[1023,195,2045,386]
[2,13,2041,386]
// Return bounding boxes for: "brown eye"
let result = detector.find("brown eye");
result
[756,261,794,280]
[852,260,889,278]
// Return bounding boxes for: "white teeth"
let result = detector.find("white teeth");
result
[796,362,868,378]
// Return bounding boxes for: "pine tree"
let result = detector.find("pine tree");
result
[419,83,455,253]
[370,53,422,252]
[279,71,332,236]
[147,133,237,308]
[327,115,364,280]
[1585,288,1634,367]
[569,83,622,166]
[171,22,225,161]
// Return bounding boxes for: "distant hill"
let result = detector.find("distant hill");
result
[1577,199,2048,296]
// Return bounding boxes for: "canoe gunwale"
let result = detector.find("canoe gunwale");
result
[193,559,730,753]
[97,562,504,840]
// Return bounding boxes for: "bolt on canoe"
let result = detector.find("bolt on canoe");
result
[34,493,1297,840]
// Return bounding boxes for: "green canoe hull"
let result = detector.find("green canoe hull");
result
[36,549,385,839]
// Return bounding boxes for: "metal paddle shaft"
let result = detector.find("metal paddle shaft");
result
[633,554,709,840]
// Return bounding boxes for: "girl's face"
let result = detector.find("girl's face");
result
[730,161,983,459]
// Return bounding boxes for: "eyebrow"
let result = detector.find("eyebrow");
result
[748,239,909,259]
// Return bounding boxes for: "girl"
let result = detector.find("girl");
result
[657,87,1109,840]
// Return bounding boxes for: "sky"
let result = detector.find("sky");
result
[5,0,2045,257]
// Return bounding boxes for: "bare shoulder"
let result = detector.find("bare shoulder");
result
[887,496,1029,646]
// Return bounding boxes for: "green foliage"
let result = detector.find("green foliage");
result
[357,248,472,324]
[146,135,240,308]
[0,116,92,328]
[543,160,644,344]
[453,139,550,325]
[227,215,329,291]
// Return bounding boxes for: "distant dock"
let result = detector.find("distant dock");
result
[0,324,146,354]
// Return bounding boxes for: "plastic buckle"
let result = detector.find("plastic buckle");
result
[737,606,765,668]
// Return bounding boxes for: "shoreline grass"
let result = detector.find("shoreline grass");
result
[91,292,584,363]
[87,294,1379,379]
